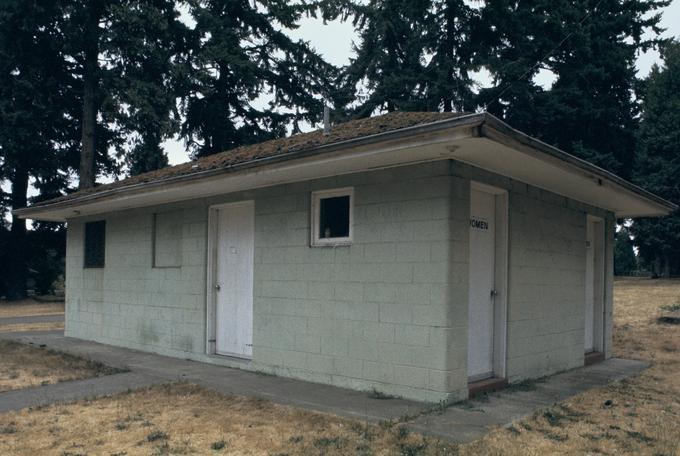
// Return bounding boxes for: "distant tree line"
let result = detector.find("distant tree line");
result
[0,0,677,299]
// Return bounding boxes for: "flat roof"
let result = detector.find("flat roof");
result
[14,112,676,221]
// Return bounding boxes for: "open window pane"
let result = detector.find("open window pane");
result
[312,188,353,246]
[84,221,105,268]
[319,196,350,238]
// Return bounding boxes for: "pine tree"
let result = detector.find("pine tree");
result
[630,41,680,277]
[181,0,336,158]
[477,0,564,134]
[1,0,187,298]
[61,0,120,188]
[479,0,669,178]
[337,0,431,117]
[0,0,79,299]
[106,0,188,175]
[421,0,477,112]
[614,227,638,276]
[62,0,186,183]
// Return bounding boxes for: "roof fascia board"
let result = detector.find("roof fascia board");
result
[480,114,677,215]
[15,121,482,221]
[14,111,676,220]
[13,113,486,220]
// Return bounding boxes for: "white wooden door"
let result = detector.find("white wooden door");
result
[584,220,595,352]
[468,189,496,381]
[215,202,254,358]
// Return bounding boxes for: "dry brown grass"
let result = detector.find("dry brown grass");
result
[0,279,677,455]
[0,322,64,333]
[459,278,680,456]
[0,300,64,318]
[0,339,119,393]
[0,382,457,456]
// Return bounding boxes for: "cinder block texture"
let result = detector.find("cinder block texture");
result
[66,162,467,403]
[453,163,614,384]
[66,206,208,356]
[64,159,614,403]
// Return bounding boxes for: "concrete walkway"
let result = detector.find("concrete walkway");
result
[408,358,648,442]
[0,372,161,414]
[1,332,424,423]
[0,331,649,443]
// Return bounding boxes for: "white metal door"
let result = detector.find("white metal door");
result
[584,220,595,352]
[215,202,254,358]
[468,188,496,380]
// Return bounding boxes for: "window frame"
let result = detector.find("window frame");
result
[83,220,106,269]
[310,187,354,247]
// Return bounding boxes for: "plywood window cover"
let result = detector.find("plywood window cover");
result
[83,220,106,269]
[152,212,182,268]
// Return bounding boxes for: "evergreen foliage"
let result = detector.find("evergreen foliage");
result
[0,0,79,299]
[106,0,187,175]
[421,0,478,113]
[478,0,669,178]
[0,0,677,297]
[336,0,431,117]
[62,0,189,180]
[630,41,680,277]
[614,227,638,276]
[181,0,336,158]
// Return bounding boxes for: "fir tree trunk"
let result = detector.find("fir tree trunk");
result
[79,4,100,189]
[662,254,670,279]
[653,256,662,279]
[6,167,29,300]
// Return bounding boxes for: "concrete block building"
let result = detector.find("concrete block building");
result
[16,112,675,403]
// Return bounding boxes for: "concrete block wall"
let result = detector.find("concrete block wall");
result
[453,163,614,383]
[65,162,469,403]
[246,162,469,402]
[65,205,208,356]
[505,184,587,380]
[64,158,614,403]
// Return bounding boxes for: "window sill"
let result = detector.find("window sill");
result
[310,239,353,248]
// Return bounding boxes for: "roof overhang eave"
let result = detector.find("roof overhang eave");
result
[479,114,677,217]
[13,113,487,221]
[13,112,677,221]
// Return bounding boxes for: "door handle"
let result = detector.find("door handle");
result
[215,284,221,291]
[490,289,498,297]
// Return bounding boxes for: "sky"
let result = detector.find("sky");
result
[160,0,680,166]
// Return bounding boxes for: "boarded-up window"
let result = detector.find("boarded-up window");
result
[84,221,106,268]
[153,211,182,267]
